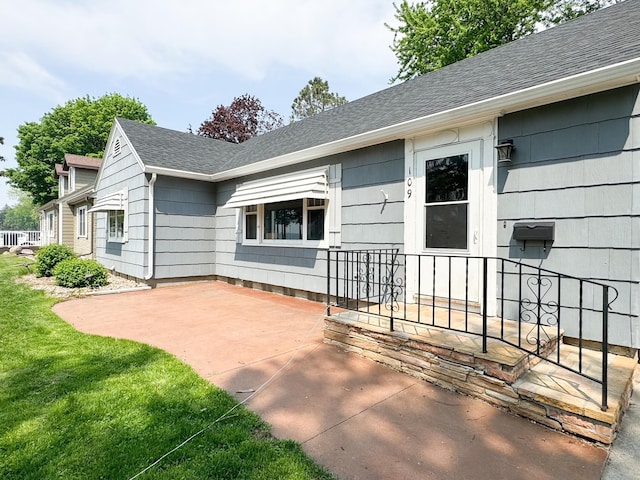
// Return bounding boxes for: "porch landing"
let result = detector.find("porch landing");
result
[325,309,637,445]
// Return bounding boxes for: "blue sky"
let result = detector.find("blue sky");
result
[0,0,400,206]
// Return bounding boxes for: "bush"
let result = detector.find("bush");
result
[53,259,109,288]
[35,244,76,277]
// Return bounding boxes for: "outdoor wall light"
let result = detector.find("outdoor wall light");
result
[495,139,515,162]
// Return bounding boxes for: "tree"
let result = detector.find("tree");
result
[0,136,5,162]
[0,189,38,231]
[290,77,347,122]
[197,94,284,144]
[541,0,622,25]
[5,93,155,205]
[387,0,621,82]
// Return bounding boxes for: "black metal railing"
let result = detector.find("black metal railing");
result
[326,249,619,411]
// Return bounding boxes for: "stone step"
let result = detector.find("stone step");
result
[513,344,637,444]
[325,311,637,444]
[414,294,481,314]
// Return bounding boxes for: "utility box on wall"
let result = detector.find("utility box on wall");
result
[513,222,555,250]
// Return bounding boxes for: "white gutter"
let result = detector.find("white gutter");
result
[209,57,640,182]
[144,165,211,181]
[144,173,157,281]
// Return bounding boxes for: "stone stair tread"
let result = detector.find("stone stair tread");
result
[325,313,637,444]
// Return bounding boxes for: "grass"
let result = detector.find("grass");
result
[0,255,334,480]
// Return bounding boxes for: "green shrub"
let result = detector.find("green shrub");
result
[35,244,76,277]
[53,259,109,288]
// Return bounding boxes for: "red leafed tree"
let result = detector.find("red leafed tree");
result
[197,94,284,143]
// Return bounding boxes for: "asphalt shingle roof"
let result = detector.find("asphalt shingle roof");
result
[64,154,102,170]
[118,0,640,177]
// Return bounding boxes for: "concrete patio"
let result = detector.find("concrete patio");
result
[54,281,613,479]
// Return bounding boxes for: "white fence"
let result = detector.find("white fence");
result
[0,231,41,247]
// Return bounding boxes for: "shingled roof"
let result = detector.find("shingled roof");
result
[64,153,102,170]
[117,0,640,178]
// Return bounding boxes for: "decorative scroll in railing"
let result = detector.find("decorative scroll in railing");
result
[326,249,619,410]
[0,231,41,247]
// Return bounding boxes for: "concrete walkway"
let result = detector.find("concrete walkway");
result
[54,281,609,480]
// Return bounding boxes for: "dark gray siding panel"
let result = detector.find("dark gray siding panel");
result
[497,85,640,347]
[214,140,405,294]
[342,141,405,250]
[153,176,216,279]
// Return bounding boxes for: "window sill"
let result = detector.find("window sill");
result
[242,240,328,249]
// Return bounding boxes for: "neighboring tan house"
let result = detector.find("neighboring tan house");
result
[39,153,101,256]
[91,3,640,348]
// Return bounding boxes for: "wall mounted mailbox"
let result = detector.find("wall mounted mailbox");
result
[513,221,555,250]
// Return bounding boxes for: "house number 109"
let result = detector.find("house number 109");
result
[406,177,412,198]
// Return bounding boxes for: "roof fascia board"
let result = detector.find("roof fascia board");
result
[144,165,212,181]
[60,185,95,205]
[210,57,640,182]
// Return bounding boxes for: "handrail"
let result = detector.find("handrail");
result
[0,230,41,247]
[327,249,620,411]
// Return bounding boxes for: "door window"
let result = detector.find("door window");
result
[424,154,468,249]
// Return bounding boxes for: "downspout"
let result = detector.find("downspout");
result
[144,173,157,280]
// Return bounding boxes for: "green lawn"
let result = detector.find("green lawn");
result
[0,255,334,480]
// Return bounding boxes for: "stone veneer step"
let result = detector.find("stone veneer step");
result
[325,312,637,444]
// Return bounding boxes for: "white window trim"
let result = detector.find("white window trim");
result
[47,212,55,238]
[89,188,128,243]
[77,205,87,238]
[69,167,76,192]
[107,209,127,243]
[231,164,341,249]
[241,199,329,248]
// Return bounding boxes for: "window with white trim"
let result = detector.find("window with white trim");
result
[108,210,126,242]
[47,212,55,237]
[424,154,468,250]
[225,165,341,248]
[77,205,87,238]
[243,198,326,244]
[88,188,128,243]
[69,167,76,192]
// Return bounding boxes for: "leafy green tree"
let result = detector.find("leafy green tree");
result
[290,77,347,122]
[197,94,284,144]
[5,93,155,205]
[0,136,5,162]
[1,189,38,231]
[541,0,622,25]
[387,0,620,82]
[0,205,6,228]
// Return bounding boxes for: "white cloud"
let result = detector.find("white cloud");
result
[0,0,398,84]
[0,51,67,102]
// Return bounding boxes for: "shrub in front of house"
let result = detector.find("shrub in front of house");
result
[53,259,109,288]
[35,244,76,277]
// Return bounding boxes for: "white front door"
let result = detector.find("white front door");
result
[414,140,482,305]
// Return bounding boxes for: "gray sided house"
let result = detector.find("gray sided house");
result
[92,2,640,347]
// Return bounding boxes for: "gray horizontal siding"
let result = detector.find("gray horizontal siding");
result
[95,147,148,280]
[497,84,640,347]
[341,141,405,250]
[214,140,405,295]
[153,176,216,279]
